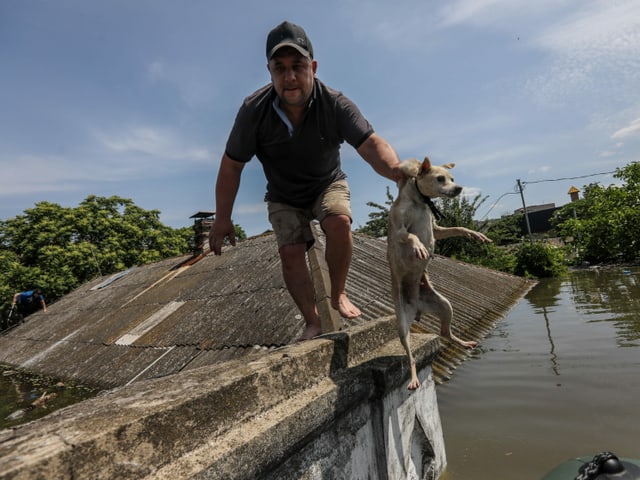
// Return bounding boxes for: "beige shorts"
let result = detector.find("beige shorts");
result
[268,179,352,249]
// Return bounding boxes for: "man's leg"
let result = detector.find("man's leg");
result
[279,243,323,341]
[321,214,361,319]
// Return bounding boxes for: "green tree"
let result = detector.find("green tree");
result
[433,194,519,273]
[552,162,640,264]
[485,213,525,246]
[434,194,488,258]
[234,223,247,242]
[1,196,193,308]
[356,186,394,238]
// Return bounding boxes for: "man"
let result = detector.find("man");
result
[12,289,47,318]
[209,21,402,341]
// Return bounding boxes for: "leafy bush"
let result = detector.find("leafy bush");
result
[452,242,517,274]
[514,241,567,278]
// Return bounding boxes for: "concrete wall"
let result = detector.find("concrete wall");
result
[0,317,445,480]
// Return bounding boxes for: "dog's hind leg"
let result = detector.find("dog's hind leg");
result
[393,277,422,390]
[418,273,477,349]
[398,316,421,390]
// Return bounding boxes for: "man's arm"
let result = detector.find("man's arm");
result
[356,133,403,183]
[209,153,246,255]
[40,298,47,312]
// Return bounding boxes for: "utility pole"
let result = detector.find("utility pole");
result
[517,179,533,243]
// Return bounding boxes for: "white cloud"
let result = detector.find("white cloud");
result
[612,118,640,139]
[599,150,618,158]
[534,1,640,55]
[438,0,563,28]
[461,186,483,198]
[0,125,214,198]
[524,1,640,106]
[93,126,211,163]
[0,155,95,196]
[235,203,268,215]
[146,58,217,108]
[460,143,543,172]
[147,60,166,81]
[527,165,552,176]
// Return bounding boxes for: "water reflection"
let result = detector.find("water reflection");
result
[568,267,640,346]
[524,277,564,376]
[438,266,640,479]
[525,276,564,310]
[526,267,640,351]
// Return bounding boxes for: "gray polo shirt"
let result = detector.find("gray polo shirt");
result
[225,78,374,208]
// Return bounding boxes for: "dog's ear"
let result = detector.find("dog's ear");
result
[442,163,455,170]
[421,157,432,172]
[400,158,422,178]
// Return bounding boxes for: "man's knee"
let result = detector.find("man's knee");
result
[321,214,352,238]
[279,243,307,268]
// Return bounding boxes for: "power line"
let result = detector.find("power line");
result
[478,189,520,221]
[522,170,616,185]
[478,169,617,221]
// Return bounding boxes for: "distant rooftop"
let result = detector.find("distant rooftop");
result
[189,211,215,219]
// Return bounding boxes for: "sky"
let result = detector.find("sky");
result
[2,0,639,237]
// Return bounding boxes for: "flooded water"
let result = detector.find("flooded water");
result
[437,266,640,479]
[2,266,638,479]
[0,366,99,430]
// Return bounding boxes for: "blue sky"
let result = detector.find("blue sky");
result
[2,1,639,236]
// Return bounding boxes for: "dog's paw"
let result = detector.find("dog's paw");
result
[413,244,429,260]
[408,378,421,390]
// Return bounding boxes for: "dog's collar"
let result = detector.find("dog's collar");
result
[415,181,446,221]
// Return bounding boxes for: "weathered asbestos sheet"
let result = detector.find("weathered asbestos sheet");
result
[0,232,533,387]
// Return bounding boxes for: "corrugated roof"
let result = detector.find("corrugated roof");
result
[0,231,534,387]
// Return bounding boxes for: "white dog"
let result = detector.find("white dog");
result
[387,157,491,390]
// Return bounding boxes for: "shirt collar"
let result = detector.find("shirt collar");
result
[271,81,317,136]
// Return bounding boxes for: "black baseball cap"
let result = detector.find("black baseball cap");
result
[266,21,313,60]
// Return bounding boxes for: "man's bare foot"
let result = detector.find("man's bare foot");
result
[332,293,361,319]
[296,324,323,342]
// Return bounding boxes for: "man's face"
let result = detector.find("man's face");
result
[268,48,317,109]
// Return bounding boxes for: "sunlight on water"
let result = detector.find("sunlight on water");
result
[437,266,640,479]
